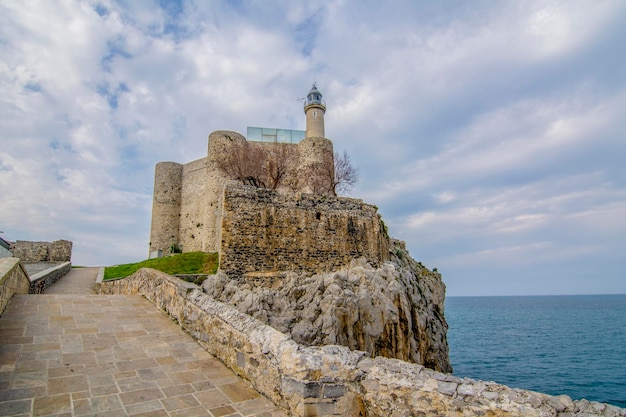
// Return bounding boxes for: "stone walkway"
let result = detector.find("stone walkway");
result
[0,268,286,416]
[43,268,97,295]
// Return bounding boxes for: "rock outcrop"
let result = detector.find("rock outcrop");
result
[202,239,452,373]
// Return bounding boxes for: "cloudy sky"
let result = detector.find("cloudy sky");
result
[1,1,625,296]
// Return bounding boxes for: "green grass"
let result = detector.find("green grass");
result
[103,252,219,281]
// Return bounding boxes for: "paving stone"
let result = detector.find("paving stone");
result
[0,270,286,416]
[169,405,212,417]
[192,380,217,392]
[209,404,238,416]
[33,394,71,416]
[12,371,47,389]
[161,393,201,411]
[219,381,261,403]
[162,383,195,397]
[123,398,165,414]
[194,389,231,409]
[15,359,47,373]
[233,397,286,416]
[48,374,89,395]
[0,386,46,402]
[91,384,119,397]
[118,387,164,406]
[88,394,123,413]
[130,409,169,417]
[0,398,32,415]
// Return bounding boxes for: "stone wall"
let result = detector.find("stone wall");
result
[218,185,390,276]
[10,240,72,262]
[0,258,30,316]
[179,158,211,253]
[29,262,72,294]
[97,269,626,417]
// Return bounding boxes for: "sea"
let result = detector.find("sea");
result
[445,294,626,408]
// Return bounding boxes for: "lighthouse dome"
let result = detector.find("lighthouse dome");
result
[304,83,326,109]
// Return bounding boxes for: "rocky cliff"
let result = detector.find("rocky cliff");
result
[202,239,452,373]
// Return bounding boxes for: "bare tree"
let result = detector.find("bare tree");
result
[218,141,301,190]
[217,141,267,188]
[264,143,296,190]
[332,150,359,195]
[298,149,358,196]
[218,141,358,196]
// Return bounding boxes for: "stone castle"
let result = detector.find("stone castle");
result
[149,84,390,276]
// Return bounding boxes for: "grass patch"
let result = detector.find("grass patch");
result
[104,252,218,280]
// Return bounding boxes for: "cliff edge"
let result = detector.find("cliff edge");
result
[202,239,452,373]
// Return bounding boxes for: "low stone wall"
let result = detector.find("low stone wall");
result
[10,239,72,262]
[29,262,71,294]
[97,269,626,417]
[0,258,30,316]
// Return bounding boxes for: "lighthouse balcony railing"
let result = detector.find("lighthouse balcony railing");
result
[304,98,326,109]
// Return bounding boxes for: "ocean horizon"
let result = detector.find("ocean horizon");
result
[445,293,626,408]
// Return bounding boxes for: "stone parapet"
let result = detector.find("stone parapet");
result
[10,240,72,262]
[97,269,626,417]
[0,257,30,316]
[29,262,72,294]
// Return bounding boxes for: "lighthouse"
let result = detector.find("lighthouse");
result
[304,83,326,138]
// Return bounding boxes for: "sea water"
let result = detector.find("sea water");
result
[445,294,626,408]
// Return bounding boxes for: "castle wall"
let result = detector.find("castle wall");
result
[218,184,390,277]
[149,162,183,256]
[298,137,334,193]
[10,240,72,262]
[205,131,248,252]
[178,158,210,252]
[149,130,336,257]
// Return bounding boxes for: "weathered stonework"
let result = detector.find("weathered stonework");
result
[149,130,335,257]
[0,257,30,315]
[148,161,183,257]
[9,240,72,262]
[218,185,389,276]
[28,262,72,294]
[98,269,626,417]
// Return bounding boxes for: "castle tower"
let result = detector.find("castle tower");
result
[304,83,326,138]
[148,162,183,258]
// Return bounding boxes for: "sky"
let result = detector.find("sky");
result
[1,0,625,296]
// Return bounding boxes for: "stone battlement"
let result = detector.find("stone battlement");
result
[9,240,72,263]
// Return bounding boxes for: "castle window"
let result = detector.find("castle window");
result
[313,111,317,117]
[316,212,321,220]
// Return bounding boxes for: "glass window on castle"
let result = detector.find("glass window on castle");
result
[247,127,305,144]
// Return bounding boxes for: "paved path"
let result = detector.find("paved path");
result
[0,268,286,416]
[44,267,98,295]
